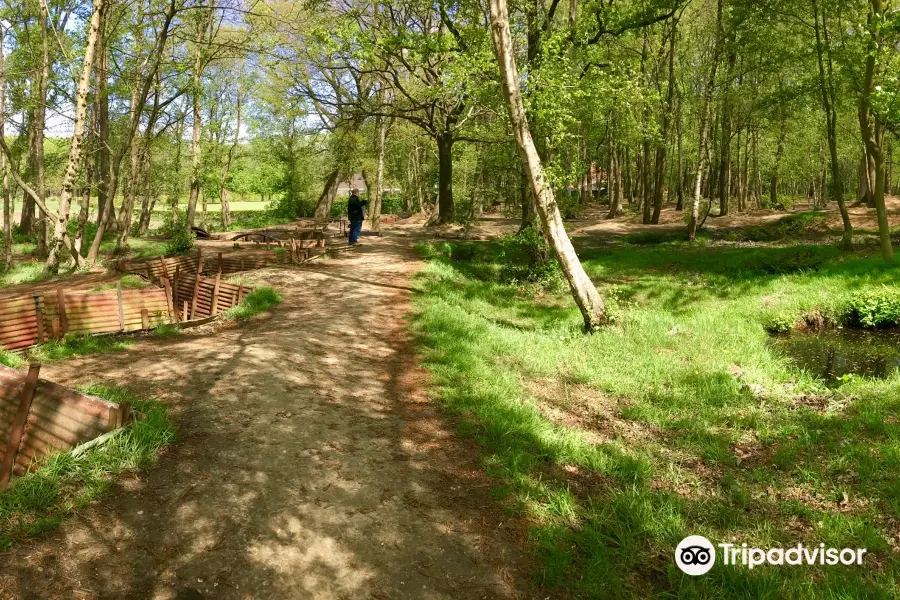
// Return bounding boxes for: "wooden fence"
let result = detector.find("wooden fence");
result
[0,285,171,351]
[169,271,249,322]
[0,363,130,488]
[115,241,344,286]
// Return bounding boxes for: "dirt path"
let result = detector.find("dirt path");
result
[0,232,536,600]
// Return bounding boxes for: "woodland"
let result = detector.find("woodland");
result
[0,0,900,597]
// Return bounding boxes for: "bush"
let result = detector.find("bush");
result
[844,288,900,328]
[763,312,796,334]
[162,212,194,257]
[498,228,564,287]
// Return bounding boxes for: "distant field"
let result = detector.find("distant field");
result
[2,198,270,224]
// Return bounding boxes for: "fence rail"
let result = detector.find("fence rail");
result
[0,285,174,351]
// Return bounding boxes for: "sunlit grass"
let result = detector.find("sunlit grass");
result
[413,238,900,598]
[25,333,133,363]
[224,286,282,321]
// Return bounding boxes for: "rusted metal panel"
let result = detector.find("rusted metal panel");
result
[0,364,120,483]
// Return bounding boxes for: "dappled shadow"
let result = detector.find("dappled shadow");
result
[0,231,537,600]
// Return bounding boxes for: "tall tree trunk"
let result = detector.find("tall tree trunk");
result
[86,0,177,263]
[117,56,146,249]
[34,4,51,257]
[435,132,454,224]
[19,112,36,233]
[136,150,154,235]
[43,0,104,271]
[675,92,685,211]
[369,115,389,233]
[314,169,341,220]
[769,114,787,208]
[218,84,241,231]
[186,5,212,231]
[73,110,94,256]
[689,0,723,240]
[718,52,735,216]
[490,0,605,330]
[95,3,112,228]
[653,22,678,224]
[859,0,893,260]
[812,0,852,246]
[0,25,10,272]
[607,143,622,218]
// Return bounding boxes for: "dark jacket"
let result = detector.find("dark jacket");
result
[347,194,367,221]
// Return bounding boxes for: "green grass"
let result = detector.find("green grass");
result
[25,333,133,363]
[0,384,174,549]
[88,274,151,292]
[152,322,181,337]
[224,286,282,321]
[412,238,900,599]
[0,348,25,368]
[0,261,52,288]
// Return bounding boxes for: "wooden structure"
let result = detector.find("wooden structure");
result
[0,285,171,351]
[0,363,131,489]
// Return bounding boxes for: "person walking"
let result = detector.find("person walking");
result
[347,188,367,245]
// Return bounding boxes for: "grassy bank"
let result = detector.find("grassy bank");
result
[0,385,174,549]
[412,237,900,599]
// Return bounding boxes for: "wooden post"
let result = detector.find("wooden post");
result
[141,308,149,330]
[118,402,132,427]
[183,301,189,322]
[217,252,223,275]
[51,317,60,339]
[158,256,170,280]
[240,258,245,271]
[197,248,204,275]
[211,273,222,316]
[237,283,245,303]
[33,295,45,343]
[147,263,153,282]
[163,277,176,322]
[116,282,125,331]
[56,288,68,338]
[0,364,41,489]
[190,275,201,319]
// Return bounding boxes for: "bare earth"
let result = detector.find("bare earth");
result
[0,232,537,600]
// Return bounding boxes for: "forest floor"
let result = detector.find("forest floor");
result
[0,232,538,600]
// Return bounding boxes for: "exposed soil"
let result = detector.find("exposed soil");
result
[0,232,540,600]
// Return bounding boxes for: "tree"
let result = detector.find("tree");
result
[489,0,606,330]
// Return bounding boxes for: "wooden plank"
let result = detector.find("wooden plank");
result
[56,289,68,338]
[116,283,125,331]
[163,277,176,322]
[190,275,201,320]
[211,273,222,316]
[0,364,40,489]
[33,295,45,343]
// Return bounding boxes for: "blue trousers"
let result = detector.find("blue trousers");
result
[348,219,363,244]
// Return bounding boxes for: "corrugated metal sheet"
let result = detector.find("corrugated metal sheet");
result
[0,364,123,485]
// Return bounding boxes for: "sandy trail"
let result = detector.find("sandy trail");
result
[0,231,534,600]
